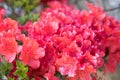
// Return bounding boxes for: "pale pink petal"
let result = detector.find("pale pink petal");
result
[5,52,16,63]
[34,47,45,59]
[28,59,40,69]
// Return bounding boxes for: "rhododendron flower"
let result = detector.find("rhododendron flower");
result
[0,37,18,63]
[19,37,45,69]
[69,70,93,80]
[103,31,120,73]
[19,1,120,79]
[39,43,58,76]
[0,1,120,80]
[44,66,59,80]
[56,54,78,77]
[0,18,18,32]
[0,13,20,63]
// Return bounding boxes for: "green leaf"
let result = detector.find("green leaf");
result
[18,15,28,25]
[14,60,28,80]
[54,71,66,80]
[98,65,105,72]
[9,78,15,80]
[0,57,12,77]
[18,13,40,24]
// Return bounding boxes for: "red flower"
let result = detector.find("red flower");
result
[70,70,92,80]
[0,37,18,62]
[44,66,59,80]
[56,54,78,77]
[0,1,118,79]
[0,18,18,32]
[0,11,21,63]
[103,32,120,73]
[20,1,120,79]
[19,37,45,69]
[39,43,58,75]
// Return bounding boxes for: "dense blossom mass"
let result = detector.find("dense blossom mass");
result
[0,1,120,80]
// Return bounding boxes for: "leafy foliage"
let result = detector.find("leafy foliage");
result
[14,60,28,80]
[0,57,12,78]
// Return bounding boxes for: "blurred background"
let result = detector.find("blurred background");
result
[0,0,120,23]
[69,0,120,20]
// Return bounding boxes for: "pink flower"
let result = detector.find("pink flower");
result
[19,37,45,69]
[0,18,18,32]
[0,37,18,63]
[56,54,78,77]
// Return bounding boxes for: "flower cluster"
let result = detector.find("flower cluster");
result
[0,1,120,80]
[0,8,45,77]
